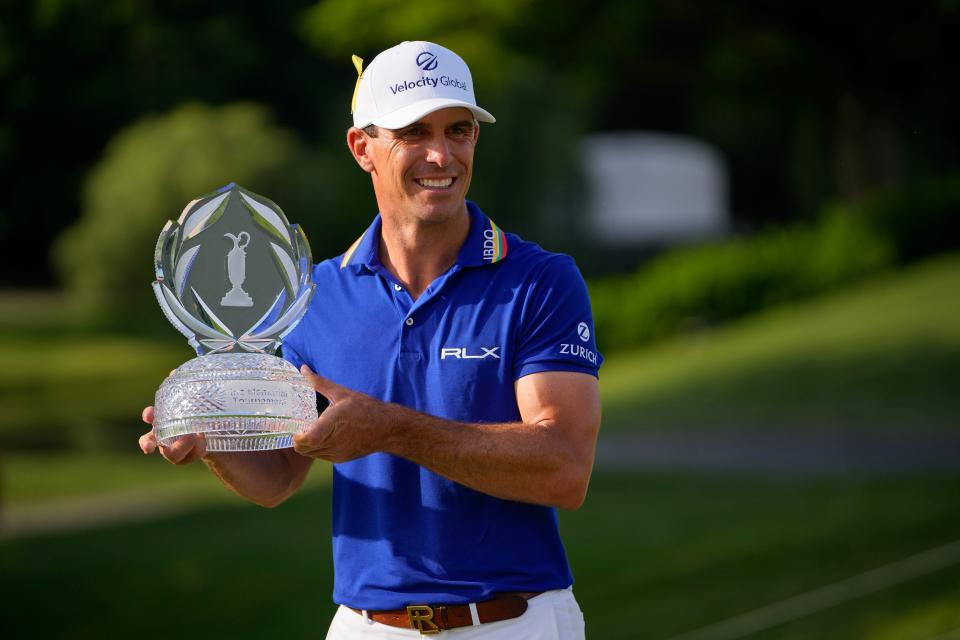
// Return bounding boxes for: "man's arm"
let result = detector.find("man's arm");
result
[139,407,314,508]
[292,366,601,510]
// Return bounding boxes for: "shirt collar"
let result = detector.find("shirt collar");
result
[339,201,509,271]
[338,214,381,270]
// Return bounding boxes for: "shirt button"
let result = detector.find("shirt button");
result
[405,317,414,326]
[394,284,402,291]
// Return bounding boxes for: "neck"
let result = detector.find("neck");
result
[378,205,471,299]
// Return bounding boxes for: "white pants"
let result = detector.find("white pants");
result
[325,588,586,639]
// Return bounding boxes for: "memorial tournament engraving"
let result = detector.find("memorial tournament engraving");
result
[151,183,318,451]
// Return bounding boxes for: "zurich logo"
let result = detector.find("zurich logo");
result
[416,51,439,71]
[577,322,590,342]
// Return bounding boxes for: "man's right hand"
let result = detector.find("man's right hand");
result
[139,406,207,465]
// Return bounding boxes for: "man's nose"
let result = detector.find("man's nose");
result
[424,133,452,167]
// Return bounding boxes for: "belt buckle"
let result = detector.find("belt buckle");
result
[406,604,441,635]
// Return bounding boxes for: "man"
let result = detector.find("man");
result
[140,41,602,639]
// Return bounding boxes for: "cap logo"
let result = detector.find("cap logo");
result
[416,52,439,71]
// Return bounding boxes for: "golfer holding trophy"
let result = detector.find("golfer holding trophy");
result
[140,41,602,639]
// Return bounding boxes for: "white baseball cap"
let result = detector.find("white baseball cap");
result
[351,41,496,129]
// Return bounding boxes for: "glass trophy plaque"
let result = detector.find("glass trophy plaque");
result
[152,183,318,451]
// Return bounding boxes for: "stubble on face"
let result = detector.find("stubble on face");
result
[364,108,478,227]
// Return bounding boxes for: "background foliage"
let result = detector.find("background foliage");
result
[2,0,958,289]
[55,103,302,311]
[590,174,960,352]
[2,4,960,638]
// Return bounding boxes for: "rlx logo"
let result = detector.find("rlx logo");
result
[440,347,501,360]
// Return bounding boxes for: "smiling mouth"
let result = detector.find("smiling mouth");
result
[414,177,456,190]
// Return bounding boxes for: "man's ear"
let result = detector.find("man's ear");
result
[346,127,375,174]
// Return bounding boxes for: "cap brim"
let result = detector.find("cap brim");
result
[370,98,496,129]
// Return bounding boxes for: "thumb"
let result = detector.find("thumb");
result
[300,364,349,403]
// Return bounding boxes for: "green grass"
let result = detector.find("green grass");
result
[2,254,957,453]
[0,289,84,332]
[1,451,332,506]
[3,471,960,639]
[568,473,960,639]
[1,452,213,505]
[0,289,186,449]
[600,253,960,431]
[0,334,184,449]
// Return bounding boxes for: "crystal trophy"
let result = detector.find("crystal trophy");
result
[152,183,318,451]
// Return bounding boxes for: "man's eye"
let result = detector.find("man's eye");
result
[404,126,425,137]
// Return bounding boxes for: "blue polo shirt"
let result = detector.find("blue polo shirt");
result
[282,201,602,610]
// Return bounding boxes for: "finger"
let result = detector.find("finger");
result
[139,430,157,454]
[194,432,208,459]
[292,431,309,454]
[292,418,332,456]
[142,406,155,425]
[292,438,326,459]
[163,435,200,465]
[292,427,320,455]
[300,365,349,403]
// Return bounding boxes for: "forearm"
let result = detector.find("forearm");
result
[293,369,601,509]
[384,405,595,510]
[202,448,312,508]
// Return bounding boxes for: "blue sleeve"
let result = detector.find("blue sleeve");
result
[513,255,603,380]
[280,342,306,370]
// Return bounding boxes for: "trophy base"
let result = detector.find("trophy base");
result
[153,353,319,452]
[156,417,311,452]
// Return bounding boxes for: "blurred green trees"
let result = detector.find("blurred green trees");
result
[54,102,306,314]
[591,210,891,351]
[1,0,346,287]
[590,174,960,352]
[301,0,960,220]
[1,0,958,289]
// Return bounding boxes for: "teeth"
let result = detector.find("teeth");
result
[417,178,453,188]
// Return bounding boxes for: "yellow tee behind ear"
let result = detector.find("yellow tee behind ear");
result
[351,55,364,114]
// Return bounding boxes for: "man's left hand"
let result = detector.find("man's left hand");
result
[293,365,392,463]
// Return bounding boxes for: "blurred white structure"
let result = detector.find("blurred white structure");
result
[582,131,730,245]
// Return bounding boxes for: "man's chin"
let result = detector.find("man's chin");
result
[410,198,467,223]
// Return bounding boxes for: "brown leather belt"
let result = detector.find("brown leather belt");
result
[348,592,539,634]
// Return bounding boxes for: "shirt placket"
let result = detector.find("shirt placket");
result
[377,265,463,369]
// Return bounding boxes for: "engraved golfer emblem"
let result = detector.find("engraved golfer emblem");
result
[221,231,254,307]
